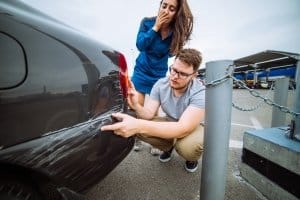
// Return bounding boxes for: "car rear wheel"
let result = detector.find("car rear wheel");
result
[0,174,42,200]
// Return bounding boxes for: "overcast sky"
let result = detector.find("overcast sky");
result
[22,0,300,74]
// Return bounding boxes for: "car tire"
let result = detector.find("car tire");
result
[0,174,43,200]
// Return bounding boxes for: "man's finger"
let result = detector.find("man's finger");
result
[111,112,127,120]
[128,88,135,95]
[100,123,120,131]
[128,80,133,88]
[128,80,135,89]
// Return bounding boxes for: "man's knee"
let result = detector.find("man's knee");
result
[175,141,204,161]
[137,134,174,152]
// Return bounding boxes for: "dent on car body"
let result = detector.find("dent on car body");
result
[0,108,133,191]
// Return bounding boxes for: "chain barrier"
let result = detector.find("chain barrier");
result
[231,82,274,112]
[204,64,234,88]
[203,65,300,118]
[204,74,230,88]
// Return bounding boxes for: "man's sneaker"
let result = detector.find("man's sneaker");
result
[159,147,173,162]
[133,138,143,151]
[150,146,161,156]
[184,161,198,173]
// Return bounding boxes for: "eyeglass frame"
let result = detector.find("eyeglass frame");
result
[169,65,196,79]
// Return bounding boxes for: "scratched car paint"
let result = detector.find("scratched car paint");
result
[0,0,134,199]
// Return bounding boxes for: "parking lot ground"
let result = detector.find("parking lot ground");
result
[86,89,296,200]
[86,143,267,200]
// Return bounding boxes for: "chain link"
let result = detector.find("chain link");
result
[232,82,274,112]
[204,64,234,88]
[230,75,300,117]
[203,65,300,117]
[205,74,231,88]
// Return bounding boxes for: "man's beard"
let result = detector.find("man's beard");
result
[170,83,189,91]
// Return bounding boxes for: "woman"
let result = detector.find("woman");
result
[131,0,194,152]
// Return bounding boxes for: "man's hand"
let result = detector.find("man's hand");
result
[100,113,139,138]
[127,80,139,110]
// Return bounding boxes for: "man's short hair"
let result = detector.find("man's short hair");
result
[175,48,202,72]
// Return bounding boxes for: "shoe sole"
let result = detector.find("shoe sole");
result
[150,149,161,156]
[159,157,171,163]
[184,165,198,173]
[133,146,142,151]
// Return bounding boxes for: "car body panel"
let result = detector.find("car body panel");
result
[0,0,134,196]
[0,111,133,192]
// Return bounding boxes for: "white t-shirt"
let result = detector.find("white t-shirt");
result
[150,77,205,121]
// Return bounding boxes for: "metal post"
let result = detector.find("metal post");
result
[200,60,233,200]
[271,77,289,127]
[254,70,258,87]
[293,60,300,140]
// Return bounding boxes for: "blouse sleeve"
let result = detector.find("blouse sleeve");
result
[136,18,158,51]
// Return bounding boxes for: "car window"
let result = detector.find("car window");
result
[0,32,26,89]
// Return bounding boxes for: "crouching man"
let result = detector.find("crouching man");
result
[101,48,205,173]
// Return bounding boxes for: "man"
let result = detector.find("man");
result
[101,48,205,173]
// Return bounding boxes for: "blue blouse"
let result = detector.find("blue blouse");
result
[131,17,173,94]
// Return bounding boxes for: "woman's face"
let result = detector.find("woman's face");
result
[159,0,178,24]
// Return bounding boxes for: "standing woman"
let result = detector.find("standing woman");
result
[132,0,193,104]
[131,0,194,152]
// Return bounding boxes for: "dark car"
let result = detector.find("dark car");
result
[0,0,134,199]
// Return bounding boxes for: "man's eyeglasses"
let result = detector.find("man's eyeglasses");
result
[169,66,195,79]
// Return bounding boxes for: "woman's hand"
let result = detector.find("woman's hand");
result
[153,10,169,31]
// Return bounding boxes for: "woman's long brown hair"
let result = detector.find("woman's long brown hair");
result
[169,0,193,55]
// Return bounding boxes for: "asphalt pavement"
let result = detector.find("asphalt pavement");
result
[85,89,295,200]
